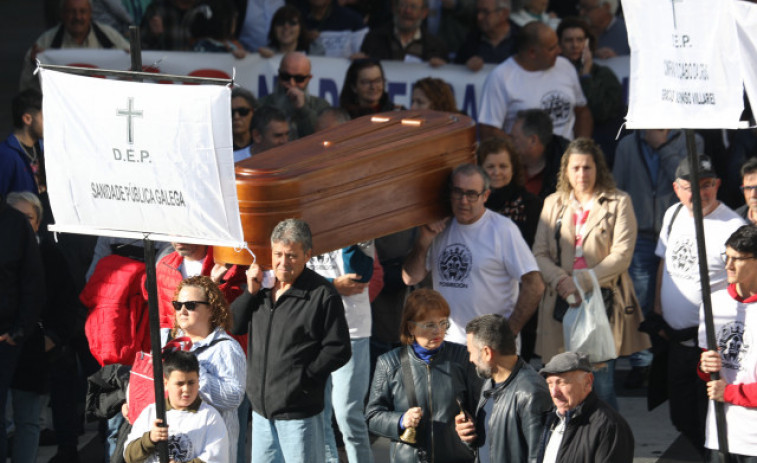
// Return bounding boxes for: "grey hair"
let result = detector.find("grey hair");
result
[494,0,511,10]
[270,218,313,252]
[451,163,491,191]
[317,107,351,125]
[7,191,43,223]
[599,0,618,15]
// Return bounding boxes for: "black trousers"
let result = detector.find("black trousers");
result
[667,341,708,453]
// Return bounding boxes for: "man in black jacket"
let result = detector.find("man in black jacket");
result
[231,218,351,463]
[454,314,552,462]
[0,193,45,461]
[537,352,634,463]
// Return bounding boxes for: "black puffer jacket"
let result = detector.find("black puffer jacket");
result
[366,342,482,463]
[470,358,552,462]
[536,391,634,463]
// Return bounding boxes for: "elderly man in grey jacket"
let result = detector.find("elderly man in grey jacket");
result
[455,314,552,462]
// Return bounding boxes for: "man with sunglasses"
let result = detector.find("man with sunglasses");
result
[654,155,746,453]
[257,52,330,140]
[403,164,544,346]
[699,225,757,462]
[735,158,757,226]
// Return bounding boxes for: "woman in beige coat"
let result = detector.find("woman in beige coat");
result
[532,138,651,409]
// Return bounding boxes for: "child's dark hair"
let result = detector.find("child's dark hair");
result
[162,350,199,378]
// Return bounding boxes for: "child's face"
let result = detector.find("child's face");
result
[164,370,200,410]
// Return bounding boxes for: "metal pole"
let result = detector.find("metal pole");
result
[684,129,730,462]
[130,26,169,463]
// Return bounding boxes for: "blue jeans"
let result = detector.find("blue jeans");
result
[104,412,125,462]
[323,338,373,463]
[252,411,325,463]
[11,388,45,463]
[0,343,22,461]
[628,237,658,368]
[592,359,618,410]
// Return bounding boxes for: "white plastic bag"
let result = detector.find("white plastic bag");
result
[562,269,617,363]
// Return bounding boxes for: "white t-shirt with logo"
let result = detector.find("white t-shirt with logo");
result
[698,288,757,456]
[656,202,745,330]
[426,209,539,344]
[477,56,587,140]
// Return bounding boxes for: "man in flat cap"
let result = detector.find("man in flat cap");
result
[536,352,634,463]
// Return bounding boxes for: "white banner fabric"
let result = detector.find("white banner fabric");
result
[40,68,245,247]
[623,0,743,129]
[734,1,757,120]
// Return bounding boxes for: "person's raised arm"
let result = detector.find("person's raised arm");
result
[402,219,449,285]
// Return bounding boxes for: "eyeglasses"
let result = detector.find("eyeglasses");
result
[676,180,717,192]
[171,301,209,311]
[450,187,485,202]
[232,107,251,117]
[740,185,757,193]
[278,71,310,84]
[275,19,299,27]
[410,319,451,331]
[721,252,757,264]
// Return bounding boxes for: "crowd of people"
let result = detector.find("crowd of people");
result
[5,0,757,462]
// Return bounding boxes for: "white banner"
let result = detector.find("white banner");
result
[623,0,744,129]
[734,1,757,119]
[40,68,245,247]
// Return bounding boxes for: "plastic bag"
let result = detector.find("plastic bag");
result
[562,269,616,363]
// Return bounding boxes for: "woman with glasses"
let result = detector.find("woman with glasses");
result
[148,276,246,462]
[366,289,481,463]
[532,138,650,410]
[258,5,309,57]
[339,58,402,119]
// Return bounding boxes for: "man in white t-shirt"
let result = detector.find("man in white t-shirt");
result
[699,225,757,461]
[402,164,544,345]
[654,155,746,453]
[477,21,592,141]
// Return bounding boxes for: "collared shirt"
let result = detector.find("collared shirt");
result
[543,410,570,463]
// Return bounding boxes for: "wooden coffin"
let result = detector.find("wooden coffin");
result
[214,109,476,267]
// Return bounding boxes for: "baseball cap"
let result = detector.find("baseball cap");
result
[675,155,716,181]
[539,352,592,377]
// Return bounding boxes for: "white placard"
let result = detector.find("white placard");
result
[623,0,744,129]
[40,68,245,247]
[734,0,757,120]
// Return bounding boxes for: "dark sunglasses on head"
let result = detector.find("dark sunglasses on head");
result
[279,71,310,83]
[275,18,299,27]
[171,301,208,311]
[232,107,252,117]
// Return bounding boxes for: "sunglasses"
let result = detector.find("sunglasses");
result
[232,107,252,117]
[278,71,310,84]
[171,301,208,311]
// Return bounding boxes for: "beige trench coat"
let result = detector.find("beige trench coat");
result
[532,189,651,363]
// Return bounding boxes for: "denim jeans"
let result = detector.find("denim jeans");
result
[323,337,373,463]
[252,411,325,463]
[104,412,125,462]
[0,343,22,461]
[11,388,45,463]
[592,359,618,411]
[628,237,658,368]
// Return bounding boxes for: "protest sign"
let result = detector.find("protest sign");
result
[40,68,245,247]
[624,0,743,129]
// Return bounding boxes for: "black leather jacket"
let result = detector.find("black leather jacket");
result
[472,358,553,463]
[366,342,482,463]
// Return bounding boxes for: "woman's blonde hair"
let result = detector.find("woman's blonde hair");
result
[171,275,232,337]
[555,137,615,196]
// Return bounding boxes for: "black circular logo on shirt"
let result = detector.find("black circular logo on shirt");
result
[438,243,472,282]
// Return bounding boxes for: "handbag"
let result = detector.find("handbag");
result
[562,269,617,363]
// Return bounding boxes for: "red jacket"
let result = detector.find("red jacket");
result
[149,247,248,353]
[81,255,151,366]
